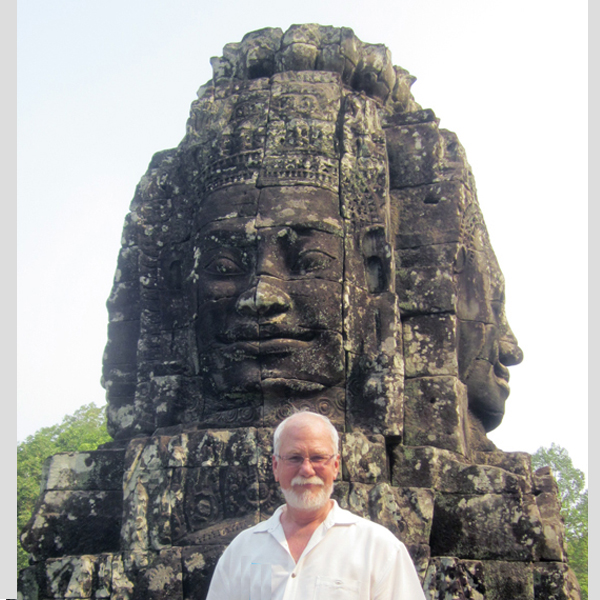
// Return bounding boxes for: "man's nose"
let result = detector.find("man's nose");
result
[298,457,317,476]
[235,278,291,318]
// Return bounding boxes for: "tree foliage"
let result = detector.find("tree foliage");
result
[17,403,112,575]
[532,443,588,599]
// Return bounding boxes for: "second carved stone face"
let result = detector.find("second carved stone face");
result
[456,222,524,432]
[194,184,346,409]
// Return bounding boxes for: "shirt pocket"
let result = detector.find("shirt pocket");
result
[313,576,360,599]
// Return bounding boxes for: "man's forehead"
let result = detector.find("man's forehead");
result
[196,184,343,234]
[280,418,333,445]
[280,434,333,453]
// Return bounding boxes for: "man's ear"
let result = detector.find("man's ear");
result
[272,455,279,482]
[333,453,340,478]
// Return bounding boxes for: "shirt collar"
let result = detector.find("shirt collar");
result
[324,499,360,527]
[253,499,359,534]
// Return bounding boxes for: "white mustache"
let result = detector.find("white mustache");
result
[291,475,324,486]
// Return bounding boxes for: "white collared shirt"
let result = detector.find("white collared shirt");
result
[205,500,426,600]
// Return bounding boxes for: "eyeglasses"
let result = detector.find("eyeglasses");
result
[276,454,336,467]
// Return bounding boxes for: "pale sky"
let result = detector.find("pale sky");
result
[17,0,588,479]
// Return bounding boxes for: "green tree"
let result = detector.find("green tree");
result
[532,443,588,599]
[17,403,112,575]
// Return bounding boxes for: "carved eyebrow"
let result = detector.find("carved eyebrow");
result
[197,217,258,237]
[197,223,258,245]
[255,216,343,236]
[289,223,341,235]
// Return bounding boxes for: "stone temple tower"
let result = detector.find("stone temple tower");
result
[19,25,581,600]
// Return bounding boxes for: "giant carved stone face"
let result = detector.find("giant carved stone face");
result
[456,220,523,432]
[194,183,346,416]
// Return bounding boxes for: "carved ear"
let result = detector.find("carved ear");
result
[362,226,391,294]
[168,260,183,290]
[454,245,467,274]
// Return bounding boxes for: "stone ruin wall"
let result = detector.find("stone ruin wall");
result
[18,25,581,600]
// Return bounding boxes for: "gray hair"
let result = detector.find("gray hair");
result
[273,411,339,456]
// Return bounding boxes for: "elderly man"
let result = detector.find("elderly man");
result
[206,411,426,599]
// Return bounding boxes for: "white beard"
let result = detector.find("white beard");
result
[281,476,334,511]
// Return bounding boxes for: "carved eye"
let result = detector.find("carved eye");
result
[294,249,334,274]
[491,293,505,322]
[204,256,245,275]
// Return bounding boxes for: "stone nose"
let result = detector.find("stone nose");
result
[499,334,524,367]
[235,278,292,318]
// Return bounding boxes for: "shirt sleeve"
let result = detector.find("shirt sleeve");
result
[374,543,426,600]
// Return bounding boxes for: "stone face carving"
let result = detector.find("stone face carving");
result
[19,25,581,600]
[455,202,524,433]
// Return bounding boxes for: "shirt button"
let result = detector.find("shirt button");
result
[291,573,297,578]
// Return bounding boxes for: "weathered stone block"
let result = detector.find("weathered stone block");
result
[392,445,527,495]
[534,465,560,496]
[422,557,486,600]
[391,445,464,489]
[474,450,534,483]
[438,129,473,183]
[133,548,184,600]
[124,436,173,472]
[430,493,544,561]
[534,562,582,600]
[391,182,465,248]
[368,483,434,545]
[386,121,442,187]
[106,401,137,440]
[343,282,379,354]
[340,432,387,483]
[105,320,140,366]
[107,281,141,321]
[110,553,137,600]
[257,185,343,233]
[43,555,97,599]
[333,480,434,547]
[535,494,567,561]
[102,370,137,405]
[529,466,568,561]
[41,449,125,492]
[113,243,139,282]
[346,349,404,437]
[397,242,459,270]
[121,429,279,551]
[396,264,456,315]
[121,467,174,552]
[481,561,535,600]
[395,239,458,318]
[333,481,368,518]
[182,545,228,600]
[21,490,122,561]
[403,376,468,454]
[403,314,458,378]
[263,384,345,430]
[17,564,42,600]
